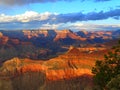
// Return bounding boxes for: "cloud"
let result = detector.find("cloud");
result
[0,0,74,6]
[54,9,120,23]
[0,21,120,31]
[0,9,120,30]
[0,9,120,23]
[39,23,63,29]
[0,11,53,23]
[0,0,111,6]
[66,22,120,31]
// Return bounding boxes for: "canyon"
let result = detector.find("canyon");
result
[0,47,107,90]
[0,29,119,90]
[0,29,119,62]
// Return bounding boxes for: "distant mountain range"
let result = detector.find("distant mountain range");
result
[0,29,119,61]
[0,29,120,44]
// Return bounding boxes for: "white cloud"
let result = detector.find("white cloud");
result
[16,11,39,22]
[0,11,120,31]
[72,22,84,27]
[0,11,53,23]
[39,23,63,29]
[39,22,120,31]
[62,22,120,31]
[39,12,52,20]
[0,14,14,22]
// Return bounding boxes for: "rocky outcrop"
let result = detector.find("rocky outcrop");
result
[22,29,115,41]
[0,47,101,90]
[23,29,57,39]
[0,32,3,38]
[54,29,86,41]
[1,29,119,44]
[0,47,94,80]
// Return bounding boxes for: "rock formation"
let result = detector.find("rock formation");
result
[0,47,106,90]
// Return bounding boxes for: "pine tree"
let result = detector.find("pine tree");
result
[92,40,120,90]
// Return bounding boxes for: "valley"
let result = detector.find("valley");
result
[0,29,119,90]
[0,0,120,89]
[0,29,119,62]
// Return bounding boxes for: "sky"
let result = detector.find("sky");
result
[0,0,120,31]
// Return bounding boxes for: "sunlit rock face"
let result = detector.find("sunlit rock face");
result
[0,29,120,43]
[23,29,57,38]
[0,32,3,38]
[53,29,86,41]
[0,58,46,90]
[0,47,100,90]
[22,29,115,44]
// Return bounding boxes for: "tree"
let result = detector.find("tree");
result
[92,40,120,90]
[106,74,120,90]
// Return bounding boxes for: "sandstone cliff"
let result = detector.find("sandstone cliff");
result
[0,47,106,90]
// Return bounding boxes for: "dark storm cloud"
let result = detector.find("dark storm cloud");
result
[48,9,120,24]
[0,0,73,5]
[0,0,111,6]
